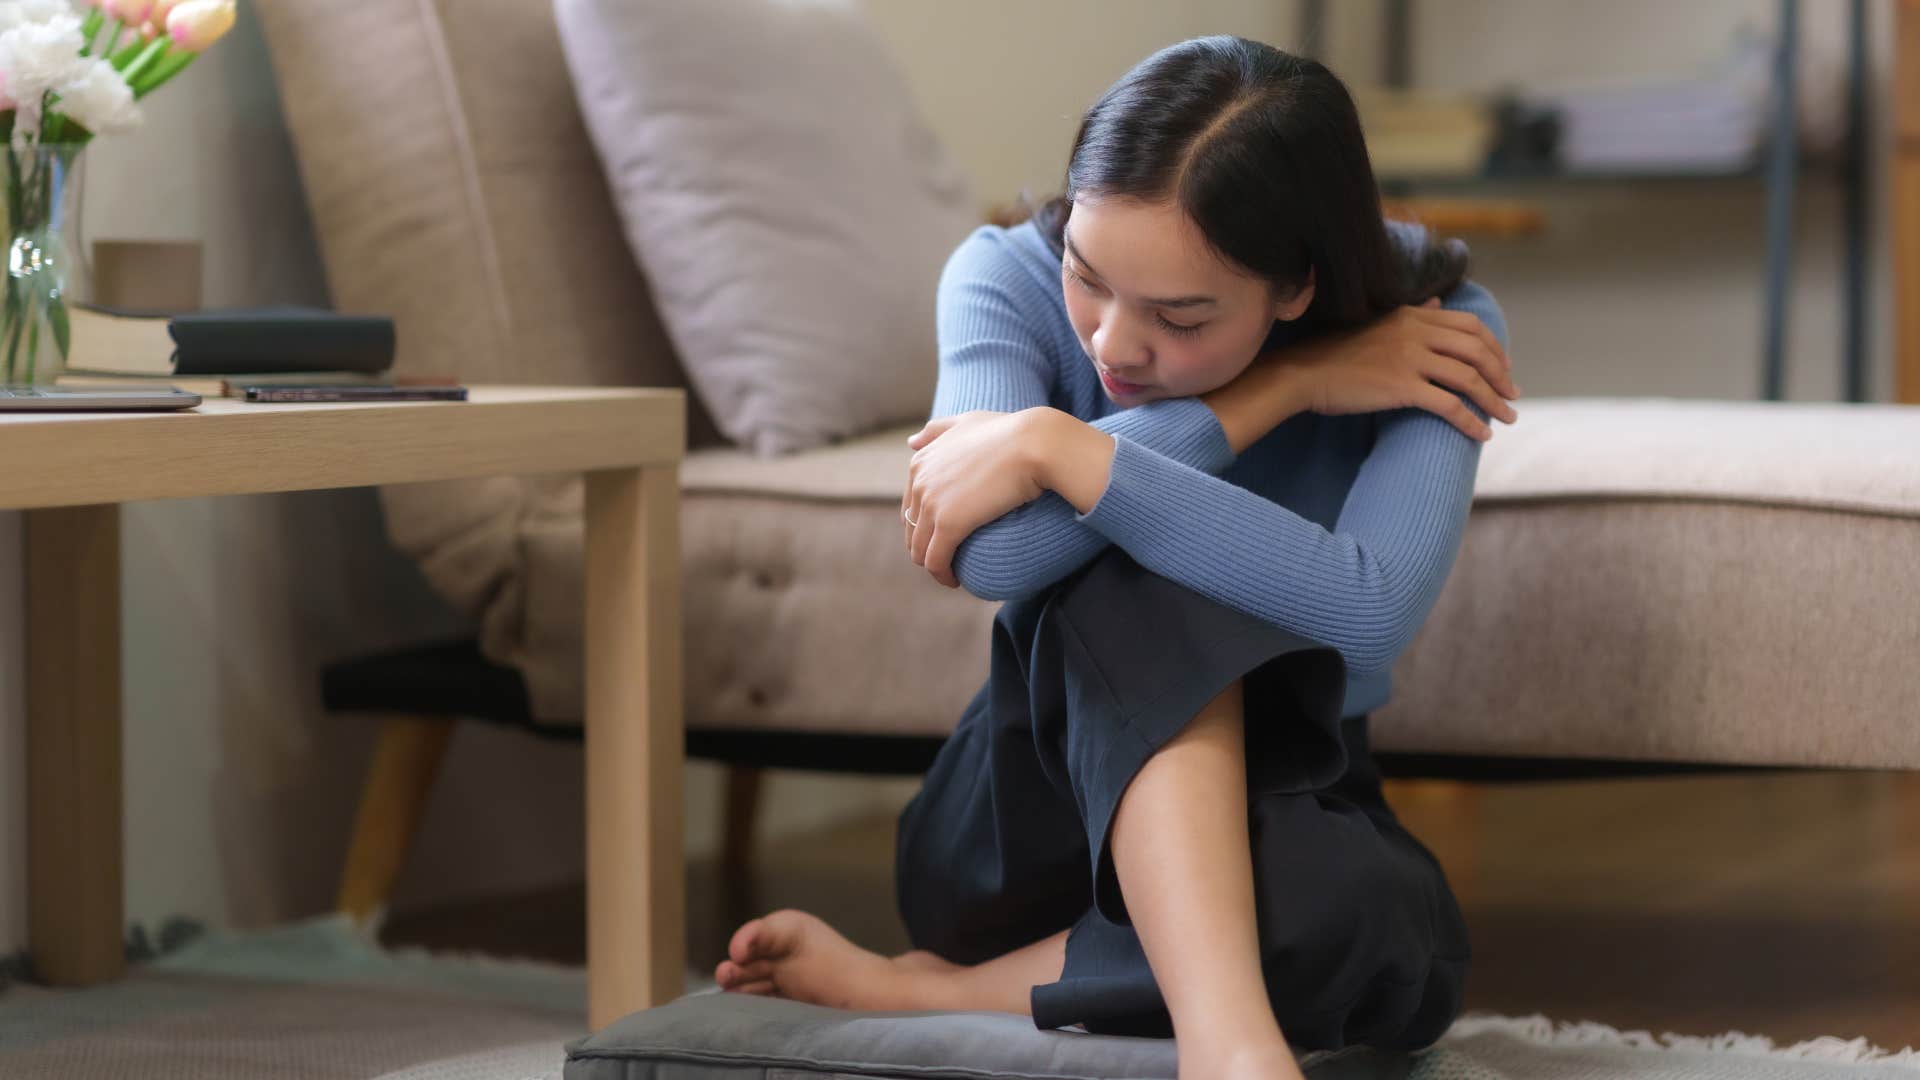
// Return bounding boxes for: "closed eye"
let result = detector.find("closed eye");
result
[1065,266,1102,295]
[1067,267,1206,339]
[1155,314,1204,338]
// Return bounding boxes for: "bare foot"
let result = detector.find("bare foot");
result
[714,909,934,1010]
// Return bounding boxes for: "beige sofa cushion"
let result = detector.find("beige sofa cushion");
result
[687,400,1920,767]
[554,0,979,456]
[1375,398,1920,769]
[682,484,997,739]
[256,0,727,719]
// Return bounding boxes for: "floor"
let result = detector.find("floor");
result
[384,766,1920,1052]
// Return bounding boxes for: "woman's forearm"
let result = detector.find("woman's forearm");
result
[1026,353,1313,515]
[1026,408,1118,515]
[1200,354,1313,455]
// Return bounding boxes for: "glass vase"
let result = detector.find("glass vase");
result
[2,142,84,386]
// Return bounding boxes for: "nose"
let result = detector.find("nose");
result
[1090,313,1150,374]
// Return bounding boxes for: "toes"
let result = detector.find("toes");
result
[717,957,776,988]
[732,959,775,984]
[731,979,776,995]
[727,918,764,966]
[729,910,806,966]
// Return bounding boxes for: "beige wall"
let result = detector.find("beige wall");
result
[871,0,1893,403]
[0,0,1897,959]
[863,1,1300,207]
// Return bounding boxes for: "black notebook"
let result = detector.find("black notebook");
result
[170,306,396,376]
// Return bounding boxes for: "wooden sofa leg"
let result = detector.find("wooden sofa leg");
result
[721,767,764,878]
[336,715,457,925]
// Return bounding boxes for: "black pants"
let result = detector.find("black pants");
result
[895,547,1470,1052]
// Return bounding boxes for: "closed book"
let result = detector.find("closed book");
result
[59,371,386,396]
[62,302,399,378]
[170,306,396,376]
[58,371,455,397]
[62,303,176,376]
[218,373,457,397]
[240,385,467,403]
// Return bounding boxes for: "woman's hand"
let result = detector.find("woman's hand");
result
[901,409,1050,588]
[1282,298,1520,442]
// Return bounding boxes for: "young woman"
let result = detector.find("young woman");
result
[715,35,1521,1079]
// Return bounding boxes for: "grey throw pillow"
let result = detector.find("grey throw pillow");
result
[554,0,980,456]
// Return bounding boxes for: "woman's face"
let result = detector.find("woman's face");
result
[1061,195,1311,408]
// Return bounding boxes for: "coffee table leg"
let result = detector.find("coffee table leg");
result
[24,504,124,985]
[584,466,685,1030]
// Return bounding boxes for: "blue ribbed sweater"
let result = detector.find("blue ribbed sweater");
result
[930,218,1509,719]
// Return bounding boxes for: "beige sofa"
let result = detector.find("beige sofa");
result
[257,0,1920,776]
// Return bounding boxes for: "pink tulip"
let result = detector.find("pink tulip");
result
[102,0,155,22]
[164,0,233,52]
[149,0,183,23]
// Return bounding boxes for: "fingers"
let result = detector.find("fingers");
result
[909,505,936,570]
[923,532,958,589]
[1428,356,1515,431]
[903,494,959,588]
[1413,307,1516,389]
[907,414,961,449]
[1419,385,1494,442]
[1425,326,1520,413]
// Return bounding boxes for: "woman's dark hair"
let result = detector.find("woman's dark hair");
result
[1022,35,1467,331]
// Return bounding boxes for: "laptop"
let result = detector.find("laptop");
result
[0,385,202,411]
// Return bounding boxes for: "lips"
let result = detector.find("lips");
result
[1099,368,1150,395]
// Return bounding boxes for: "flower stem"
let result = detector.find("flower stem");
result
[79,8,104,56]
[119,38,170,87]
[133,50,197,98]
[109,35,148,69]
[24,304,38,384]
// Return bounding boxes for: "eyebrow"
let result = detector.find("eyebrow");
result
[1062,226,1219,309]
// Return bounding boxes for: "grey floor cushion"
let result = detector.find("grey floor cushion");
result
[563,992,1411,1079]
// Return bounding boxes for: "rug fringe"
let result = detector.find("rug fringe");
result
[1446,1012,1920,1070]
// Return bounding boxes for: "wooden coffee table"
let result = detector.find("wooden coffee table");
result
[0,385,685,1029]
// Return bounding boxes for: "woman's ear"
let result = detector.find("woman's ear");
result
[1274,267,1315,322]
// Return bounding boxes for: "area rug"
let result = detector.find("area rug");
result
[0,914,1912,1078]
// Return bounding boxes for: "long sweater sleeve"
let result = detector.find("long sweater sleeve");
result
[928,226,1234,599]
[1072,281,1509,677]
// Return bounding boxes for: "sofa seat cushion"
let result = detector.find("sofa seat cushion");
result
[1374,398,1920,769]
[684,424,996,739]
[687,400,1920,767]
